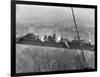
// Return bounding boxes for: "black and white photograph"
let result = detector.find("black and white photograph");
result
[12,1,97,76]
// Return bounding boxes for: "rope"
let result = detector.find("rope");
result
[71,7,88,69]
[74,49,83,68]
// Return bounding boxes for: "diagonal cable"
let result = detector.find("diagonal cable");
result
[71,7,88,69]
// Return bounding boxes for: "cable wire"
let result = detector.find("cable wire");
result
[71,7,88,69]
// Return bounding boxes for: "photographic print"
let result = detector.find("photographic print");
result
[11,0,97,76]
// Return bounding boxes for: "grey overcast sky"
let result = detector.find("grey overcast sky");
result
[16,4,94,28]
[16,4,95,43]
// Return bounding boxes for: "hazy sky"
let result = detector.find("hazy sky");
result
[16,4,94,28]
[16,4,95,42]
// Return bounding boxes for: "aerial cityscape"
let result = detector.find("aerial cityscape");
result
[16,4,95,73]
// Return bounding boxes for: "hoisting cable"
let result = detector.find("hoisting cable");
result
[70,29,83,68]
[71,7,88,69]
[74,49,83,68]
[71,31,84,69]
